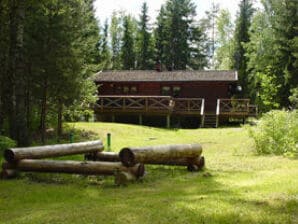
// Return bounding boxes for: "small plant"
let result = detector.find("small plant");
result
[0,136,16,154]
[247,110,298,155]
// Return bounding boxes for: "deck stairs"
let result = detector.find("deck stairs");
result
[202,114,217,128]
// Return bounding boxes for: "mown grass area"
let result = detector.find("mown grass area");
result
[0,122,297,224]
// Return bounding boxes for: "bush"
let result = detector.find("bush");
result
[0,136,17,155]
[247,110,298,155]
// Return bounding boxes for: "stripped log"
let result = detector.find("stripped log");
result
[85,151,119,162]
[147,156,205,171]
[119,144,202,167]
[2,160,145,179]
[0,169,18,179]
[4,140,104,162]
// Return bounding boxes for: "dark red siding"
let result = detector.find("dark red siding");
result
[96,81,232,112]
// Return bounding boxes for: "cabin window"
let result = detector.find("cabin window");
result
[173,86,181,97]
[123,86,129,94]
[162,86,171,95]
[131,86,137,94]
[115,86,122,94]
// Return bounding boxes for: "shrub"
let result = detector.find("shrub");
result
[247,110,298,155]
[0,136,17,155]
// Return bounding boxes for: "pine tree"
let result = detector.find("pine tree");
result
[110,12,122,70]
[154,0,206,70]
[121,15,136,70]
[200,2,220,68]
[214,9,234,70]
[233,0,254,97]
[137,2,154,70]
[100,19,111,70]
[154,6,167,70]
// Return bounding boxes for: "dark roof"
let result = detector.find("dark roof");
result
[94,70,238,82]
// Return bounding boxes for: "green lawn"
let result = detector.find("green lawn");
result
[0,122,297,224]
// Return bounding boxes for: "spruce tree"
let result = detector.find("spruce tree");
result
[121,15,136,70]
[137,2,154,70]
[110,12,122,70]
[233,0,254,97]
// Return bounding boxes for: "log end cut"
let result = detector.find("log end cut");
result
[119,148,135,167]
[187,156,205,172]
[3,149,15,162]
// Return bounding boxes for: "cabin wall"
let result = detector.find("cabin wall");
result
[96,81,233,112]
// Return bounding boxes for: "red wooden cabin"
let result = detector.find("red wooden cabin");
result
[94,70,257,127]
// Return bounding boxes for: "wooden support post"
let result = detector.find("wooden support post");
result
[201,115,205,128]
[138,115,143,125]
[166,115,170,128]
[216,115,219,128]
[111,115,115,122]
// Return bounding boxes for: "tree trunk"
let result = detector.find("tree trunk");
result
[9,0,29,146]
[85,151,120,162]
[4,140,104,162]
[57,99,63,142]
[40,78,48,145]
[3,159,145,179]
[119,144,202,167]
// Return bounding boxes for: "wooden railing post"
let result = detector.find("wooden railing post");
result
[122,97,126,111]
[216,99,220,128]
[100,98,103,112]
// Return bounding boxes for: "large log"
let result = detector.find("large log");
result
[119,144,202,167]
[85,151,120,162]
[147,156,205,171]
[4,140,104,162]
[2,160,145,178]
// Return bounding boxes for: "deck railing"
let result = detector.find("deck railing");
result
[96,95,174,112]
[173,98,205,115]
[248,105,258,117]
[96,96,205,115]
[216,99,250,115]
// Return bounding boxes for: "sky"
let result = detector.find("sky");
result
[93,0,258,25]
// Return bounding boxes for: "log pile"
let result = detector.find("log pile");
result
[1,140,144,185]
[119,144,204,171]
[1,141,205,186]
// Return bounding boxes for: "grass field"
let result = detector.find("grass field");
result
[0,122,297,224]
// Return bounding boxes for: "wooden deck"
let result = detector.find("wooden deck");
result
[95,95,205,116]
[94,96,257,127]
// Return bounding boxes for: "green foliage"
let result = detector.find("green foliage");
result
[248,110,298,155]
[155,0,207,70]
[0,136,16,153]
[289,88,298,109]
[110,11,123,69]
[233,0,254,97]
[121,15,136,69]
[255,67,281,112]
[136,2,155,70]
[214,9,234,69]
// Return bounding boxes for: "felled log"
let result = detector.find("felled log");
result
[85,151,120,162]
[147,156,205,171]
[0,169,18,179]
[4,140,104,162]
[119,144,202,167]
[2,160,145,179]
